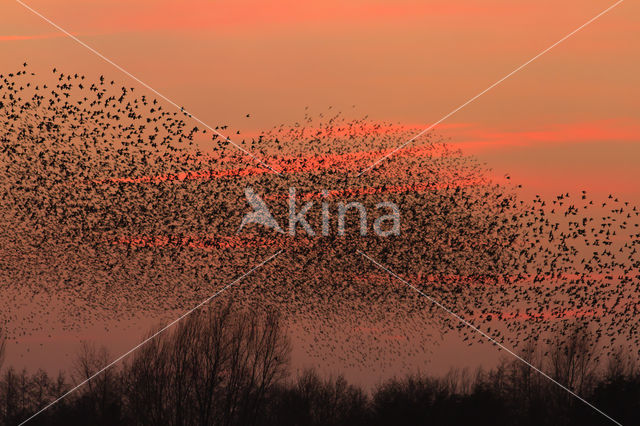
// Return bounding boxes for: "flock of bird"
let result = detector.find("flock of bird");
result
[1,64,639,373]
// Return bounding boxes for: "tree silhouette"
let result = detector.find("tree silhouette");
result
[2,317,640,425]
[123,301,290,426]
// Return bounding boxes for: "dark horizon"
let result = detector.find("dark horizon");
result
[2,303,639,425]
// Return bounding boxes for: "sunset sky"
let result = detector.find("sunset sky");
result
[2,0,638,199]
[1,0,639,378]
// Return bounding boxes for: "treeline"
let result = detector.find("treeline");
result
[0,306,638,426]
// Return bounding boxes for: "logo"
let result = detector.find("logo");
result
[238,187,400,237]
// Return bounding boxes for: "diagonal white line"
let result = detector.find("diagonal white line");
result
[357,249,623,426]
[356,0,624,177]
[15,0,283,176]
[18,250,283,426]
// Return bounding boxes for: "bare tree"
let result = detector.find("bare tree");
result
[286,369,369,426]
[73,341,121,423]
[605,345,636,381]
[548,325,598,395]
[0,368,33,425]
[124,301,290,426]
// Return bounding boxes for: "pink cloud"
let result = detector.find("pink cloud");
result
[446,118,640,153]
[43,0,535,34]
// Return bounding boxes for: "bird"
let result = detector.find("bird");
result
[0,64,638,376]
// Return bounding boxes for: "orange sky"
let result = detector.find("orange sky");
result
[1,0,639,377]
[3,0,637,200]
